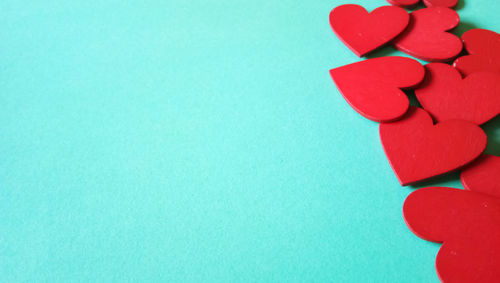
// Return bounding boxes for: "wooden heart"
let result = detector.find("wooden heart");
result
[453,29,500,76]
[329,4,409,57]
[461,154,500,198]
[415,63,500,125]
[404,187,500,283]
[393,7,462,62]
[379,106,486,185]
[330,57,424,122]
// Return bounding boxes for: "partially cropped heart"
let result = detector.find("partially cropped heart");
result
[330,56,424,122]
[404,186,500,283]
[329,4,409,57]
[461,154,500,198]
[386,0,457,8]
[415,63,500,125]
[379,106,486,185]
[453,29,500,76]
[393,7,462,62]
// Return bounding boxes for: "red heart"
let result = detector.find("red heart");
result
[393,7,462,62]
[329,5,409,57]
[415,63,500,125]
[387,0,457,8]
[379,106,486,185]
[386,0,419,7]
[453,29,500,76]
[330,57,424,122]
[403,187,500,283]
[461,154,500,198]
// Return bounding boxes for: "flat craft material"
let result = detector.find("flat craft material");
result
[387,0,457,8]
[329,5,409,57]
[379,106,486,185]
[393,7,462,62]
[461,154,500,198]
[330,57,424,122]
[453,29,500,76]
[415,63,500,125]
[386,0,419,7]
[403,187,500,283]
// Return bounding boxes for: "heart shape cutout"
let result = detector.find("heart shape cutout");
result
[453,29,500,76]
[393,7,462,62]
[379,106,486,185]
[403,187,500,283]
[330,4,410,57]
[387,0,457,8]
[329,5,409,57]
[461,154,500,198]
[330,56,424,122]
[415,63,500,125]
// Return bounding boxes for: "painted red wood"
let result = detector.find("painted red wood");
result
[386,0,419,7]
[415,63,500,125]
[453,29,500,76]
[393,7,462,62]
[379,106,486,185]
[404,187,500,283]
[423,0,458,7]
[330,57,424,122]
[387,0,457,8]
[329,5,409,57]
[461,154,500,198]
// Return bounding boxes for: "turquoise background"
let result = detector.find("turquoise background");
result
[1,0,499,282]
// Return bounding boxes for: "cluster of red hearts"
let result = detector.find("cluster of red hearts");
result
[329,1,500,282]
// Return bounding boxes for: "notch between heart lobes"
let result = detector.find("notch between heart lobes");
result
[329,5,409,57]
[393,7,463,62]
[404,186,500,283]
[379,106,487,186]
[454,29,500,76]
[415,63,500,125]
[402,155,500,282]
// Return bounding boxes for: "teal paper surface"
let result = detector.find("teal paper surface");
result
[1,0,499,282]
